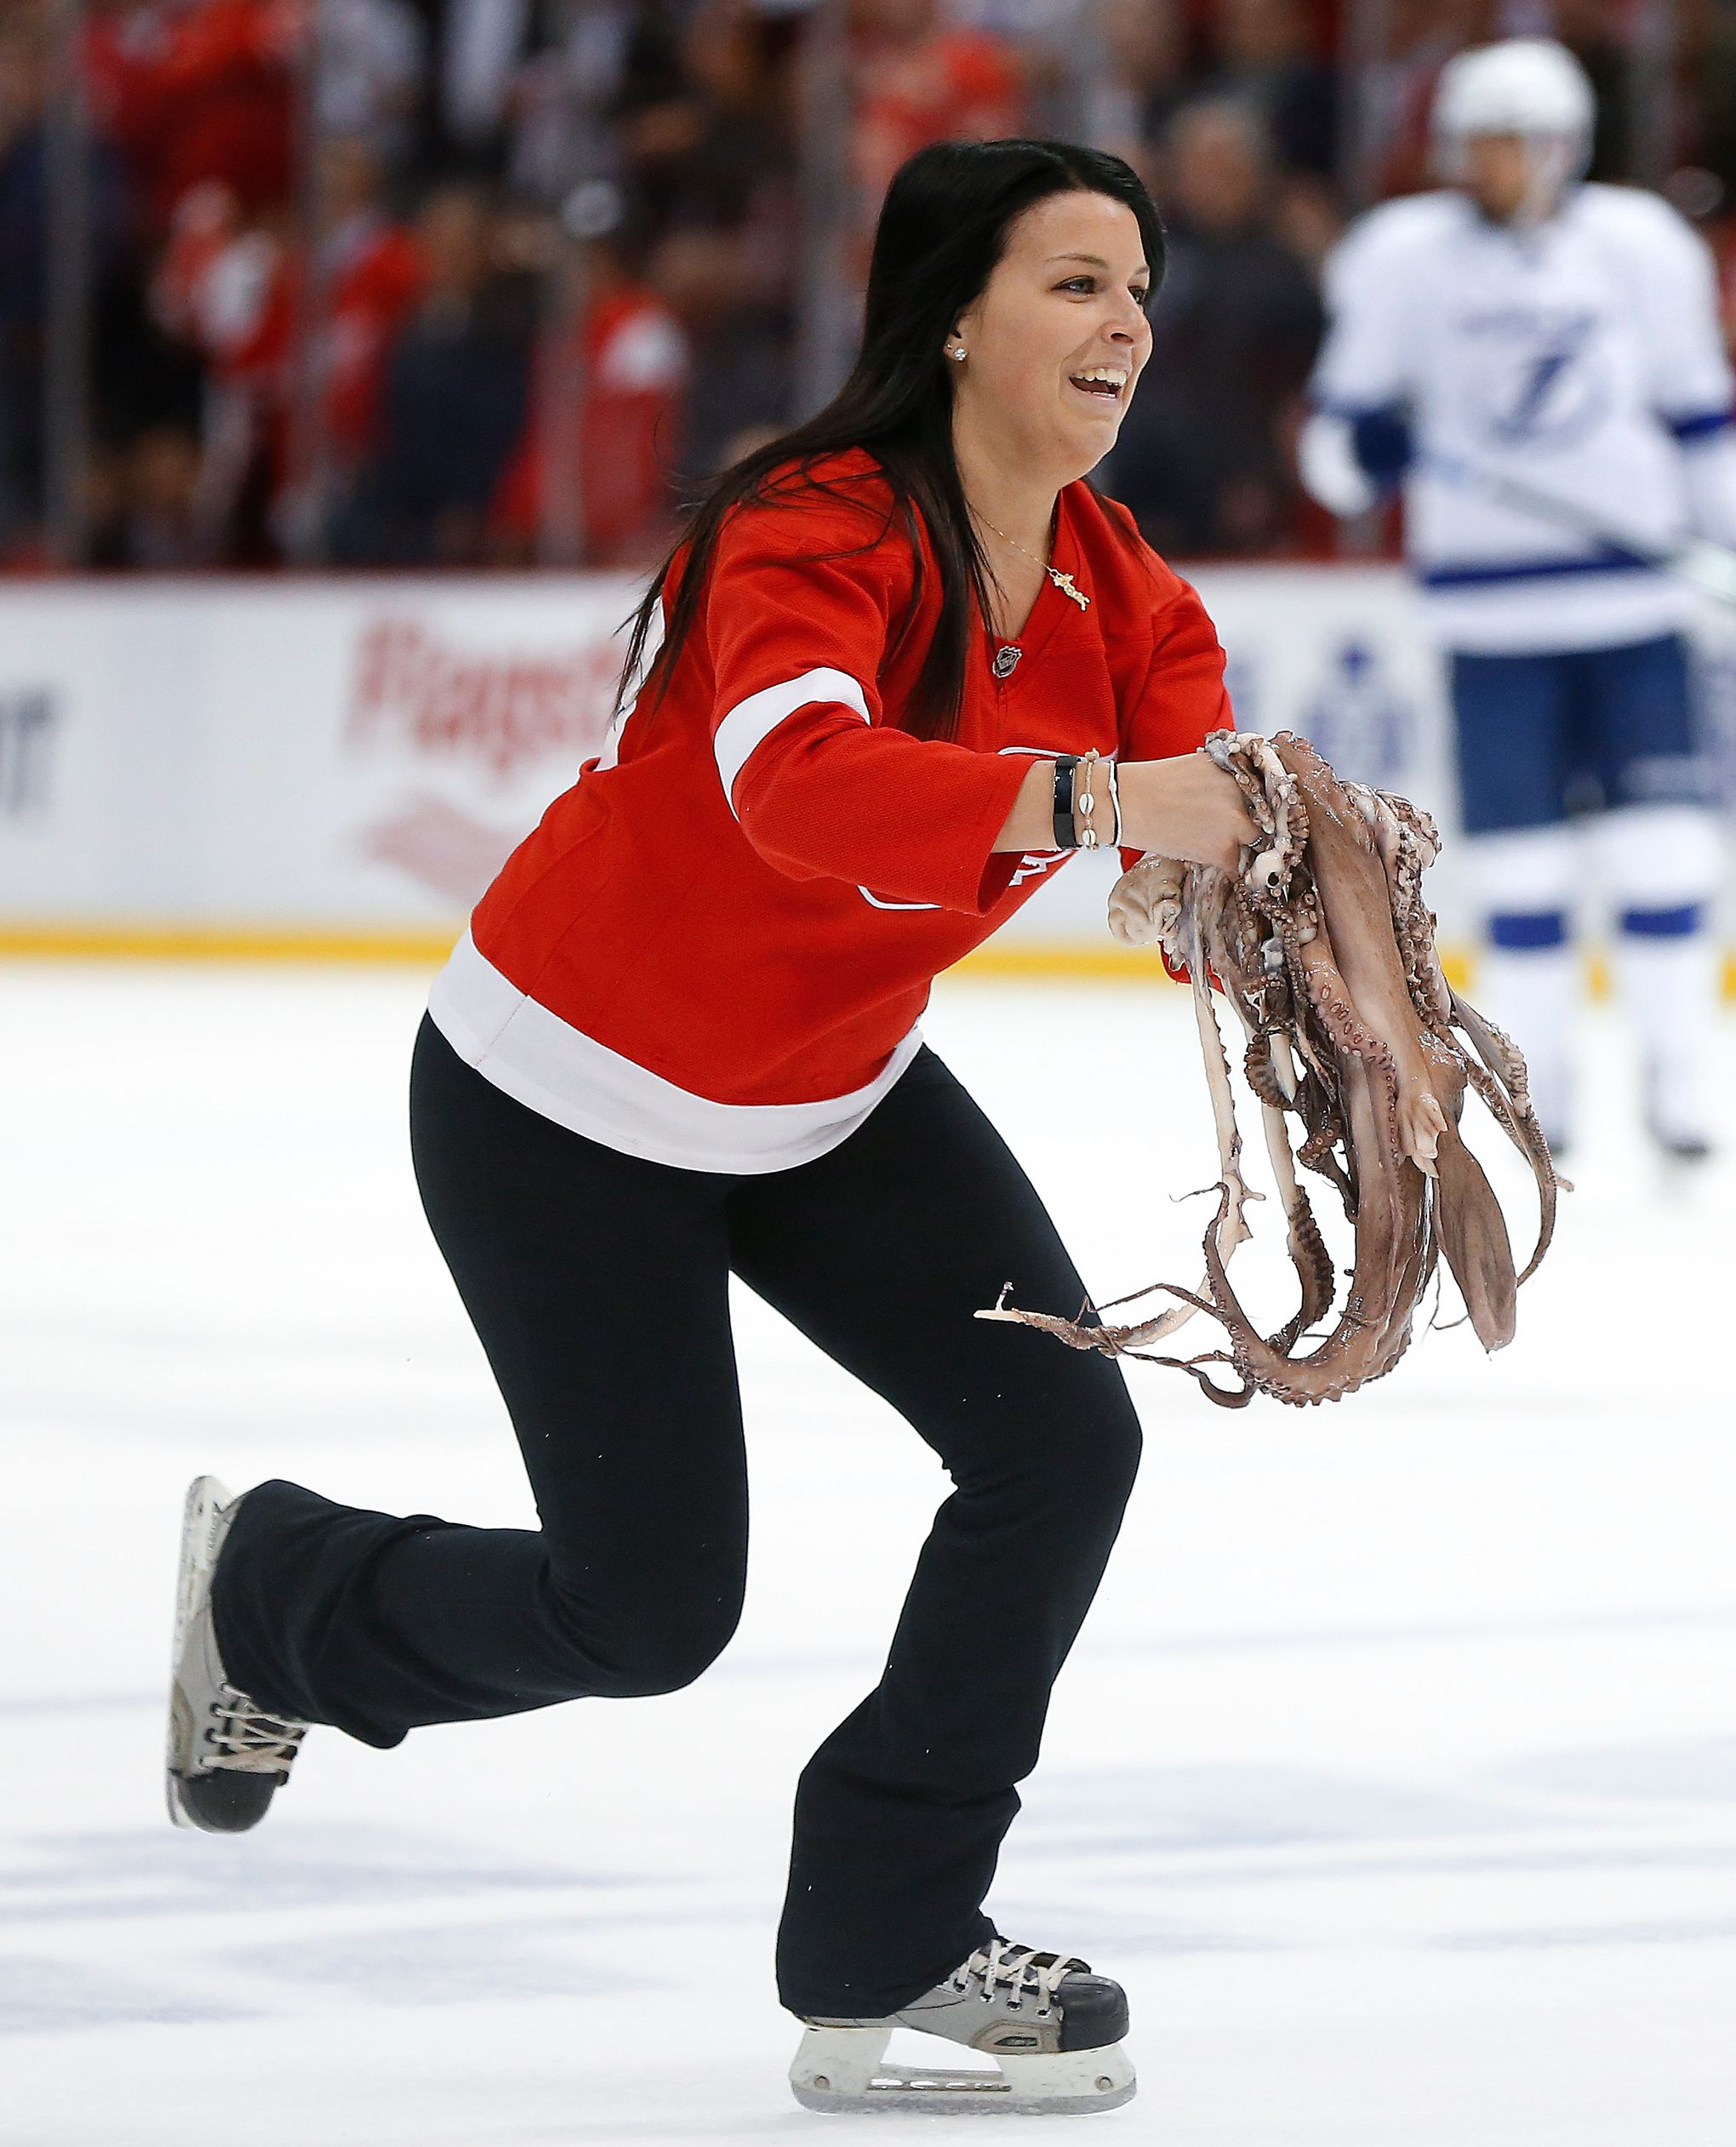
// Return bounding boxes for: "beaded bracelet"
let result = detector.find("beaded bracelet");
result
[1053,751,1122,848]
[1075,749,1100,848]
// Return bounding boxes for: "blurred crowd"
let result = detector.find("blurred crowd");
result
[5,0,1736,572]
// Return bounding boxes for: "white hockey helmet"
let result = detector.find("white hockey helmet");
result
[1431,38,1596,180]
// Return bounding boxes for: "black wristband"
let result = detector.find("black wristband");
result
[1052,756,1079,849]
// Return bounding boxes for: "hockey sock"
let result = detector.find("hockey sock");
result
[1613,906,1718,1149]
[1595,806,1723,1152]
[1478,916,1578,1148]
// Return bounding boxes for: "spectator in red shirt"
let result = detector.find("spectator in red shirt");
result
[850,0,1027,210]
[303,134,427,474]
[493,225,688,568]
[152,179,286,391]
[148,175,291,559]
[86,0,299,234]
[151,135,423,557]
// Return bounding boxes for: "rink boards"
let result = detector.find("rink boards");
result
[1,565,1732,974]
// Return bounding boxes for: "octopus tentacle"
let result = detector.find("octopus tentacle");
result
[979,728,1563,1406]
[1445,988,1564,1282]
[1231,1004,1335,1348]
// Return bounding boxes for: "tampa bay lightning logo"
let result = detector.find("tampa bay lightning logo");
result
[1457,305,1609,448]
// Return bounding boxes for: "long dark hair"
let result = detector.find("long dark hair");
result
[618,137,1166,741]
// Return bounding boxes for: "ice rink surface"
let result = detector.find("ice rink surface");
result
[2,959,1733,2146]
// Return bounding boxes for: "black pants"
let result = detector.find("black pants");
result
[211,1019,1142,2019]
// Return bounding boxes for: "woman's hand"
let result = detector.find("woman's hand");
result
[1115,754,1257,871]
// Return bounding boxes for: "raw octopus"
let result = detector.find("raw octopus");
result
[979,731,1565,1408]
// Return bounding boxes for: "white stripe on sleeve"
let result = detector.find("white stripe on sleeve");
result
[713,666,870,816]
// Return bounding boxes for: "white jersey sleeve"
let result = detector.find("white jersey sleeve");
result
[1598,188,1736,431]
[1594,190,1736,549]
[1309,197,1451,418]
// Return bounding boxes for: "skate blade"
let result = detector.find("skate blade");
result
[165,1475,232,1830]
[165,1763,209,1832]
[1653,1145,1714,1206]
[791,2026,1135,2116]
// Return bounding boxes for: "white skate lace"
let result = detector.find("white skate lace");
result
[949,1938,1087,2019]
[203,1687,308,1775]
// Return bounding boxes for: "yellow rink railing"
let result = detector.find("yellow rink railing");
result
[4,918,1735,999]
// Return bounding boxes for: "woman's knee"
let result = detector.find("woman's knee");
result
[545,1578,745,1699]
[1069,1381,1144,1503]
[1007,1373,1143,1516]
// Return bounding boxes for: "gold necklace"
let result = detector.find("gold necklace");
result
[974,507,1090,611]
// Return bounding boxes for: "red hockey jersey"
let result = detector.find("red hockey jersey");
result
[427,451,1231,1171]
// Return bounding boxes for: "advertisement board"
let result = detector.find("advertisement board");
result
[0,580,629,937]
[1,566,1728,961]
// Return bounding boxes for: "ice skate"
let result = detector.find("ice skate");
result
[1650,1122,1712,1168]
[789,1936,1134,2116]
[1636,1054,1713,1189]
[1643,1068,1712,1168]
[166,1475,308,1833]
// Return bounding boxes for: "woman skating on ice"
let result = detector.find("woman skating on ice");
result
[165,137,1254,2116]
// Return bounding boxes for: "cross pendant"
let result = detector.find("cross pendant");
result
[1048,568,1089,611]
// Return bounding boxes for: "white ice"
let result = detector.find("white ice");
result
[1,961,1733,2145]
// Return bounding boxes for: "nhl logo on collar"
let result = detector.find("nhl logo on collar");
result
[992,644,1022,679]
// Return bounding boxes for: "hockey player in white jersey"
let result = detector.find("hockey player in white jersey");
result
[1299,37,1733,1160]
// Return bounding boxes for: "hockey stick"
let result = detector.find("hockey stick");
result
[1423,448,1736,608]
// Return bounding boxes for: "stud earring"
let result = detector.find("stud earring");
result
[951,346,967,361]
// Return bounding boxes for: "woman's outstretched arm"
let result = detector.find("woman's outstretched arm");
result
[992,753,1254,868]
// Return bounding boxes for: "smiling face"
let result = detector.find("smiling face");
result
[946,190,1154,488]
